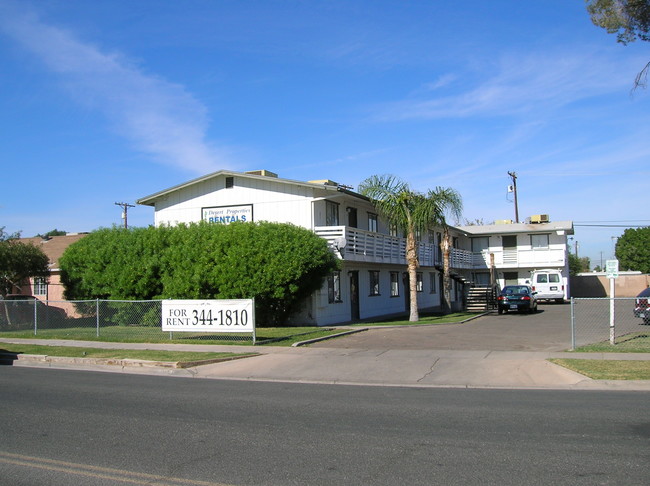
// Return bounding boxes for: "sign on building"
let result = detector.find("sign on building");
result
[162,299,255,332]
[202,204,253,225]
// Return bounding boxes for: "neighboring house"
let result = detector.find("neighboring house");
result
[138,170,574,325]
[15,233,88,316]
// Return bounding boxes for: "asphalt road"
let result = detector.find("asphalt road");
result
[2,367,649,485]
[313,303,573,351]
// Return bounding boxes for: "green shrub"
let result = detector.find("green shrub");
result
[60,222,339,325]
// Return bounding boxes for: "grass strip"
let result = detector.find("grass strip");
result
[573,332,650,353]
[549,358,650,380]
[0,327,347,346]
[352,312,475,326]
[0,343,255,364]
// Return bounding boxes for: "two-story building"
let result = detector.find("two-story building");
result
[137,169,573,325]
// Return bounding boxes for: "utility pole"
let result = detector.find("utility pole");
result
[507,171,519,223]
[115,202,135,229]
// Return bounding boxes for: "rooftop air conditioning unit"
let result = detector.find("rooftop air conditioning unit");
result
[245,170,278,178]
[530,214,550,224]
[495,219,513,225]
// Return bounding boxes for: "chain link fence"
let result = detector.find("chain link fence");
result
[0,299,256,344]
[571,297,649,350]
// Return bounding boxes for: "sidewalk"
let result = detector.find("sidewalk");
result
[2,338,650,390]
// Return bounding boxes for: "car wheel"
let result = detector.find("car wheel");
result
[643,317,650,325]
[555,299,564,304]
[498,308,503,315]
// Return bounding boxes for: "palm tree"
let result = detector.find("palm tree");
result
[358,175,462,321]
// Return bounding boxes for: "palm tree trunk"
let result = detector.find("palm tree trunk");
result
[442,228,452,313]
[406,230,419,321]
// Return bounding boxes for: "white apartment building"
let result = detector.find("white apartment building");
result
[138,170,573,325]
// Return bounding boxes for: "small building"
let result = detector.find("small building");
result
[138,170,574,324]
[455,219,574,294]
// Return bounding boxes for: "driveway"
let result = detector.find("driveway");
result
[312,303,572,352]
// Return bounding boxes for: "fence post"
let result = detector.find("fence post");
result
[33,298,38,336]
[609,278,616,345]
[96,299,100,337]
[570,297,576,351]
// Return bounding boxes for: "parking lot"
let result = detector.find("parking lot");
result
[313,303,573,352]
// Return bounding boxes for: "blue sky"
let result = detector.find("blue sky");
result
[1,0,648,268]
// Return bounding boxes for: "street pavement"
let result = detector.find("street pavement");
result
[2,304,650,390]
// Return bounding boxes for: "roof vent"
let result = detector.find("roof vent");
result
[245,170,278,178]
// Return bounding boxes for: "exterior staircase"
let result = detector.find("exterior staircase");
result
[466,285,499,313]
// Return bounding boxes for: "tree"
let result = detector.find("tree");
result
[60,222,339,325]
[615,226,650,273]
[358,175,462,321]
[0,226,21,241]
[0,239,50,296]
[568,253,591,276]
[586,0,650,88]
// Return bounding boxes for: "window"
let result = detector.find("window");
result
[416,272,423,292]
[328,272,342,303]
[33,277,47,296]
[225,176,234,189]
[368,213,378,233]
[471,237,489,252]
[389,224,399,237]
[549,273,560,283]
[429,272,437,294]
[390,272,400,297]
[531,234,549,249]
[369,270,380,296]
[326,201,339,226]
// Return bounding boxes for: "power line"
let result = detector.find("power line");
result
[574,224,649,227]
[115,202,135,229]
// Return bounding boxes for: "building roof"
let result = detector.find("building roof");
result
[457,221,574,236]
[137,169,368,206]
[18,234,88,270]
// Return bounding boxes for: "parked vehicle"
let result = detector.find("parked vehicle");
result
[634,288,650,325]
[530,269,565,303]
[497,285,538,314]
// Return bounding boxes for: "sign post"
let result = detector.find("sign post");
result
[605,260,619,345]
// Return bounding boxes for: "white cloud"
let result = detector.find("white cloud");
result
[372,50,643,121]
[0,4,227,174]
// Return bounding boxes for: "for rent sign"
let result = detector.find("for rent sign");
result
[202,204,253,225]
[162,299,255,333]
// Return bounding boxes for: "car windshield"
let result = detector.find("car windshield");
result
[504,286,529,295]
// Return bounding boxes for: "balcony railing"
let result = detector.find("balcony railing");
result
[314,226,565,270]
[314,226,474,268]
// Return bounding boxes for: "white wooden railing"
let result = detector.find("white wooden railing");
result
[314,226,473,269]
[314,226,565,270]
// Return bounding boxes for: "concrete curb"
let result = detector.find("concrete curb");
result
[292,328,368,346]
[0,351,258,369]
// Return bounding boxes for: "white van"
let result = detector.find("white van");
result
[530,269,565,303]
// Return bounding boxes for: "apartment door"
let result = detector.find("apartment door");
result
[347,207,358,228]
[502,235,518,265]
[349,271,360,320]
[503,272,519,286]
